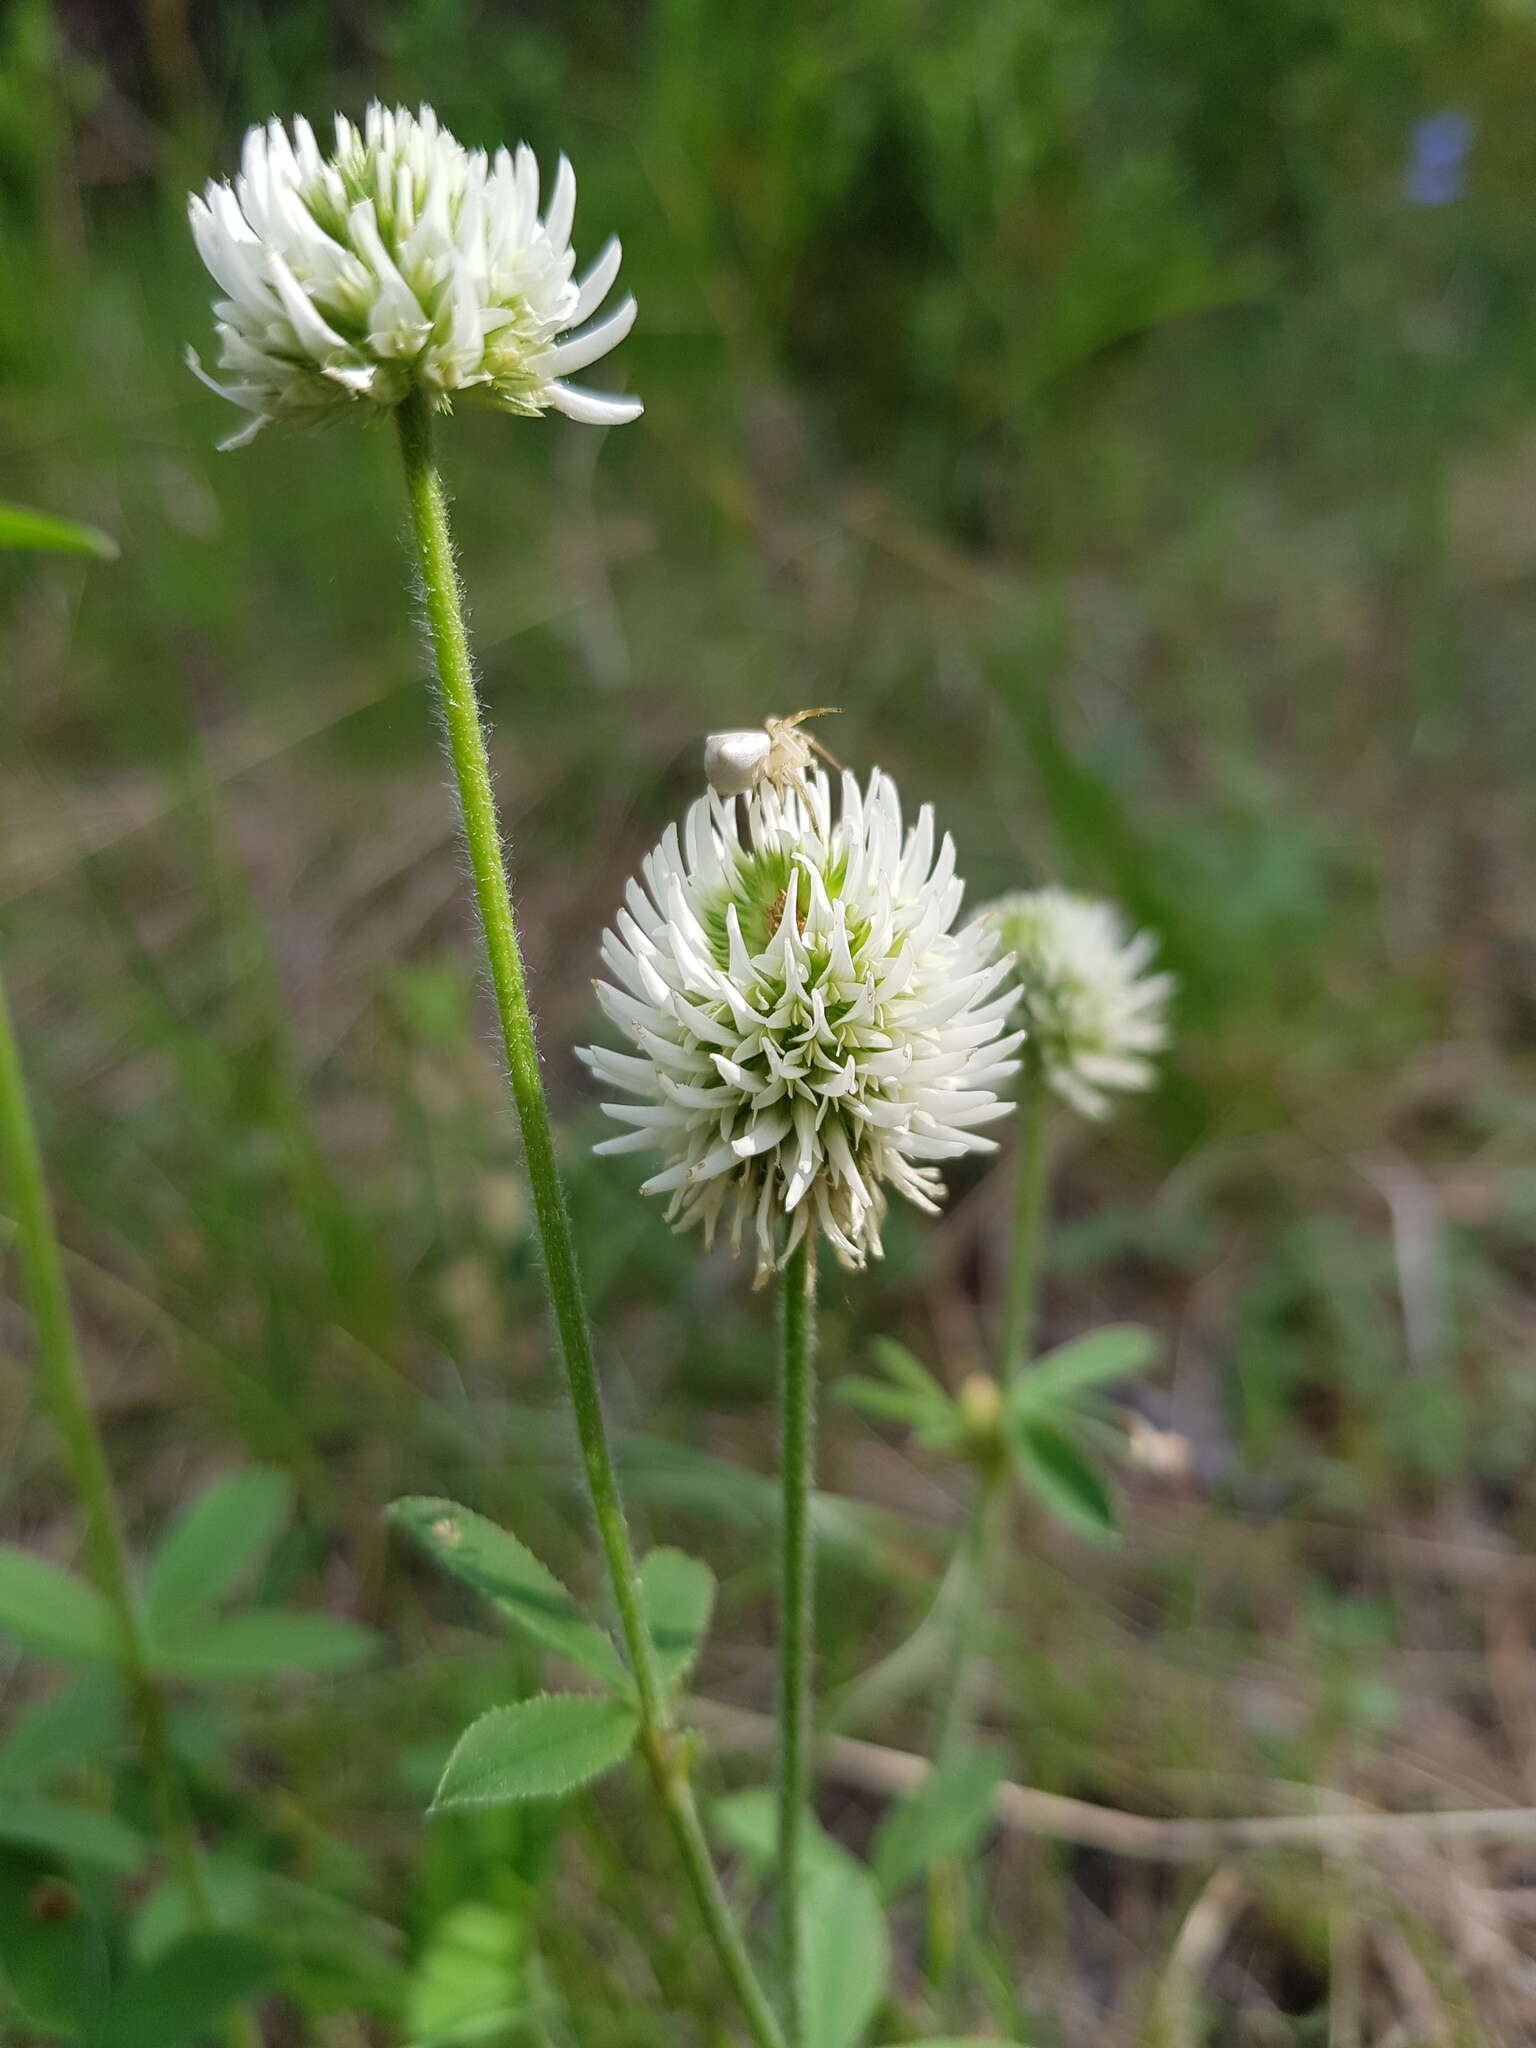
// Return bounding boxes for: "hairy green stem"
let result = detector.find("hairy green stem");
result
[999,1066,1051,1382]
[0,962,263,2046]
[649,1729,786,2048]
[394,392,782,2048]
[777,1237,817,2044]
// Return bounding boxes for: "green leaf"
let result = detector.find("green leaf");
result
[604,1431,929,1580]
[84,1932,274,2048]
[128,1856,404,2012]
[710,1788,854,1881]
[391,1497,627,1689]
[639,1548,714,1691]
[0,1547,116,1663]
[871,1746,1005,1896]
[838,1340,960,1446]
[431,1695,638,1811]
[1008,1417,1118,1541]
[800,1860,890,2048]
[0,1848,110,2037]
[1013,1324,1159,1411]
[0,501,118,560]
[144,1468,294,1629]
[868,1338,948,1400]
[873,2039,1030,2046]
[0,1678,123,1790]
[835,1377,953,1434]
[0,1797,146,1874]
[407,1900,528,2046]
[153,1608,378,1679]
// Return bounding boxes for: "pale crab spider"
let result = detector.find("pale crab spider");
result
[703,708,840,800]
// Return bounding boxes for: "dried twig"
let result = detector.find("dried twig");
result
[1371,1920,1452,2048]
[691,1697,1536,1864]
[1155,1866,1249,2048]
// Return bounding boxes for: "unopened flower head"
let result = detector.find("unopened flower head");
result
[981,888,1172,1119]
[188,103,641,448]
[580,769,1023,1281]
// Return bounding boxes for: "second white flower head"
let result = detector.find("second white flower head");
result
[188,103,641,447]
[581,769,1023,1281]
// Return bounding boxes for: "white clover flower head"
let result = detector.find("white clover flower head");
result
[580,769,1024,1283]
[188,103,641,449]
[981,888,1173,1119]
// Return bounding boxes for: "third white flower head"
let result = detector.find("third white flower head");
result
[982,888,1172,1118]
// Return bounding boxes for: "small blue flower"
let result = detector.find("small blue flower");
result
[1404,109,1474,207]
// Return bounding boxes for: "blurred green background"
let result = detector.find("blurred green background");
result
[5,0,1536,2039]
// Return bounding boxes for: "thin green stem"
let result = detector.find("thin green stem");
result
[921,1071,1055,2013]
[394,392,782,2048]
[0,961,263,2047]
[777,1237,817,2045]
[932,1470,1006,1764]
[650,1735,786,2048]
[921,1477,996,2003]
[394,392,659,1719]
[999,1067,1052,1383]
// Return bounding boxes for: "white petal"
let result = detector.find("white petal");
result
[571,237,624,324]
[544,381,644,426]
[540,295,637,378]
[543,154,577,250]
